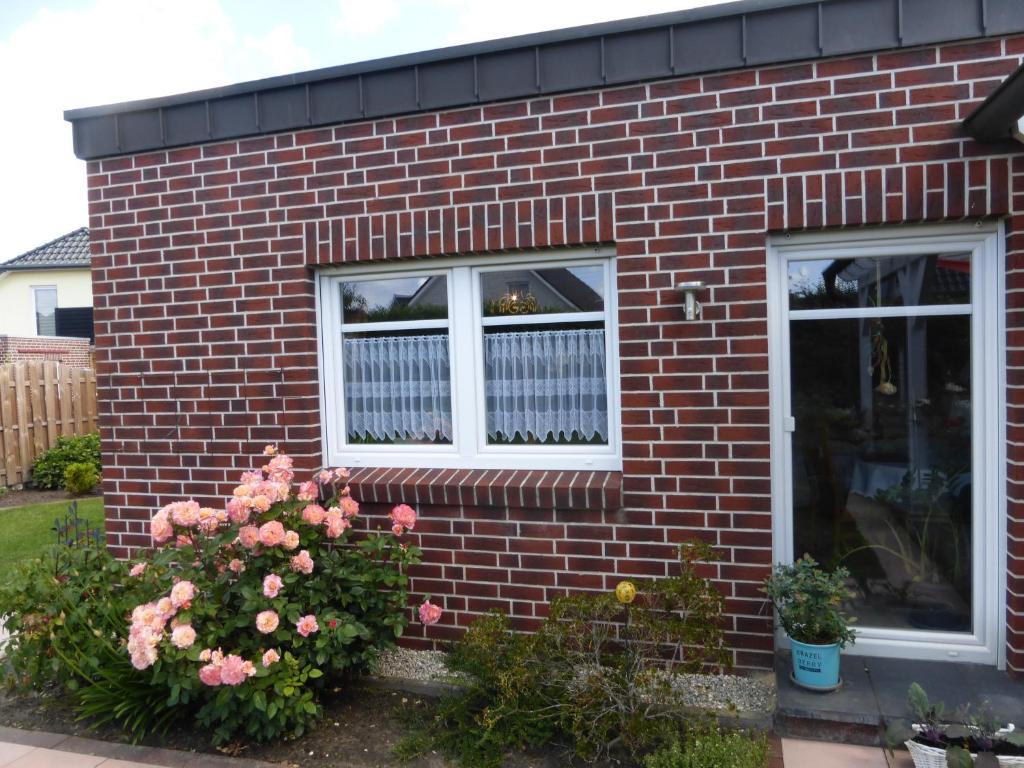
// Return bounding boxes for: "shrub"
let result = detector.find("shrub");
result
[399,541,730,766]
[0,542,140,691]
[644,727,770,768]
[64,462,99,495]
[31,433,101,490]
[3,447,429,745]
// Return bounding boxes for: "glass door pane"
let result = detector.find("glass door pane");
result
[789,312,973,633]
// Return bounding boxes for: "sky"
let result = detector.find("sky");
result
[0,0,733,260]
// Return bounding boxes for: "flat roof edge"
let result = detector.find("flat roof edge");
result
[65,0,1024,160]
[62,0,804,120]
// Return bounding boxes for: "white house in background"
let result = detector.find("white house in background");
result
[0,228,93,340]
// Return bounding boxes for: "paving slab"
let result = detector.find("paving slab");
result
[782,737,915,767]
[776,652,1024,745]
[0,730,281,768]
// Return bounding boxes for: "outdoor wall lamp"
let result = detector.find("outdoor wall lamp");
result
[675,280,705,320]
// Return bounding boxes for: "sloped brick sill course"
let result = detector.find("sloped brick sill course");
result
[347,467,622,512]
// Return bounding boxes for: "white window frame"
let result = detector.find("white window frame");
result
[32,285,58,337]
[316,247,622,472]
[767,222,1006,667]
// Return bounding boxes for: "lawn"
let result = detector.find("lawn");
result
[0,497,103,577]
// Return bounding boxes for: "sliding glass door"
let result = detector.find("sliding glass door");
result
[770,226,1002,663]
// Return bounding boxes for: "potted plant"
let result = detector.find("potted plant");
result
[887,684,1024,767]
[764,555,856,691]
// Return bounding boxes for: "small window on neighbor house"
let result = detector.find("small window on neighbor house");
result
[33,287,57,336]
[318,249,621,471]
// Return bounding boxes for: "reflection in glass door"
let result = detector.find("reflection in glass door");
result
[786,252,976,636]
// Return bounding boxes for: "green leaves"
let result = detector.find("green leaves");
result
[764,556,857,648]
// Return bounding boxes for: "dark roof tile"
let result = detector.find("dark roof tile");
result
[2,228,91,271]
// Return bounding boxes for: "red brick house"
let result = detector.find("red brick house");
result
[66,0,1024,674]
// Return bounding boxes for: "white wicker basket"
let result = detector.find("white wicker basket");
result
[906,740,1024,768]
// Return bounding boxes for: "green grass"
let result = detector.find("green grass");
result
[0,497,104,578]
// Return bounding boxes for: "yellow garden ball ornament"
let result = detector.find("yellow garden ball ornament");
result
[615,580,637,604]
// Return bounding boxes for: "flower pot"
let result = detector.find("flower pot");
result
[789,638,841,691]
[906,740,1024,768]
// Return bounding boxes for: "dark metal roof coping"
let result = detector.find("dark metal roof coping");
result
[64,0,1024,160]
[963,61,1024,142]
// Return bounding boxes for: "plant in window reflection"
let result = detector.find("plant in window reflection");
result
[839,466,970,613]
[869,318,897,395]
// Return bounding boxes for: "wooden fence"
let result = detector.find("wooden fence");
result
[0,361,97,487]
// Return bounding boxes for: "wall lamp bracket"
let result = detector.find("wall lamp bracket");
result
[675,280,705,320]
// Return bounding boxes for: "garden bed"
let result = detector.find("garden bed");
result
[0,681,580,767]
[0,648,776,767]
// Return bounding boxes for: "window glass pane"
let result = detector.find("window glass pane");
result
[787,254,970,310]
[343,329,452,445]
[35,288,57,336]
[790,313,972,632]
[481,265,604,317]
[342,276,447,324]
[484,321,608,445]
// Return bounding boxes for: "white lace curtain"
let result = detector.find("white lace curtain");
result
[344,334,452,441]
[485,328,607,443]
[343,329,608,444]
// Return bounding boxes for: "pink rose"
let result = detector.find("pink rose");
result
[283,530,300,550]
[317,469,334,484]
[170,580,195,609]
[171,624,196,649]
[250,495,271,513]
[297,480,318,501]
[263,573,283,598]
[334,467,350,482]
[261,649,280,667]
[324,510,350,539]
[168,500,201,528]
[151,510,173,544]
[295,614,319,637]
[228,558,245,574]
[263,444,277,456]
[219,654,252,686]
[339,496,359,518]
[290,549,314,575]
[155,597,175,619]
[258,520,286,547]
[256,610,280,634]
[238,525,260,549]
[390,504,416,533]
[226,498,250,524]
[198,648,212,662]
[196,507,220,534]
[302,504,326,526]
[199,663,221,686]
[129,562,147,578]
[418,600,443,626]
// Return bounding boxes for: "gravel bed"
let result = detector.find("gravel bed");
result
[370,648,775,714]
[370,647,459,682]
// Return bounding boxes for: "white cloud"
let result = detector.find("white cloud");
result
[334,0,401,36]
[0,0,312,258]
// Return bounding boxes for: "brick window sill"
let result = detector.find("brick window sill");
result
[346,467,622,512]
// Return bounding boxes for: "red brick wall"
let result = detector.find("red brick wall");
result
[0,335,93,367]
[86,36,1024,671]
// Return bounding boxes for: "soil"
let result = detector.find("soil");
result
[0,683,569,768]
[0,488,100,510]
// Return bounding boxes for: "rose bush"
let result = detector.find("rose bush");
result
[2,446,438,745]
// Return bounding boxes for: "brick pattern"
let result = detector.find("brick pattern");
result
[766,157,1011,230]
[305,193,616,263]
[86,35,1024,671]
[348,467,622,512]
[0,335,92,367]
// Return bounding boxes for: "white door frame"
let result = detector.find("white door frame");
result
[766,222,1007,667]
